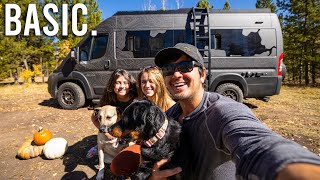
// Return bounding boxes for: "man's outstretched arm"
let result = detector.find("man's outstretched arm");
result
[276,163,320,180]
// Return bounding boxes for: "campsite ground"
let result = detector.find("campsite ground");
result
[0,84,319,179]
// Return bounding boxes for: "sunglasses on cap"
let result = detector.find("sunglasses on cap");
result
[161,61,202,76]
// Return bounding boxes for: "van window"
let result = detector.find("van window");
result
[79,35,108,63]
[92,35,108,59]
[210,29,276,57]
[79,37,92,62]
[118,30,191,58]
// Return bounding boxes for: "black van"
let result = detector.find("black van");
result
[48,8,284,109]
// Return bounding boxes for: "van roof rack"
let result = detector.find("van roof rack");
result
[114,8,271,16]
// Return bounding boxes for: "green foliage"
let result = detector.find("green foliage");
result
[86,0,103,31]
[223,1,230,10]
[0,0,102,81]
[277,0,320,85]
[196,0,213,9]
[256,0,276,12]
[43,0,103,47]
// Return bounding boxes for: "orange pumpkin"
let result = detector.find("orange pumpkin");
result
[33,127,52,145]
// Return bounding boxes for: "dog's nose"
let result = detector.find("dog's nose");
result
[119,138,126,145]
[100,125,107,133]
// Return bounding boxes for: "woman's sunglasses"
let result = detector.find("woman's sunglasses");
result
[161,61,201,76]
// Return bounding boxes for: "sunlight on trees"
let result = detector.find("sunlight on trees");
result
[0,0,102,82]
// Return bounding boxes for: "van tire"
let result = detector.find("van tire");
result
[216,83,244,103]
[57,82,85,110]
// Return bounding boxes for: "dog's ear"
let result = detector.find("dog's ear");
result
[93,107,101,116]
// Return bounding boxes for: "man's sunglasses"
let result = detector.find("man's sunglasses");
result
[161,61,202,76]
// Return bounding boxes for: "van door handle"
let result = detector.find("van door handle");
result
[256,72,264,77]
[104,60,110,69]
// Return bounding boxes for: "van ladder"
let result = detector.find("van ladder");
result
[191,7,212,89]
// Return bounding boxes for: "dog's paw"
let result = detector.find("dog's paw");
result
[96,168,104,180]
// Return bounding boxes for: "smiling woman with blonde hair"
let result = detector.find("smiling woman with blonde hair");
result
[137,66,175,112]
[110,67,176,176]
[109,66,176,177]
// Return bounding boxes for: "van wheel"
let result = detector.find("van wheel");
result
[57,82,85,110]
[216,83,244,103]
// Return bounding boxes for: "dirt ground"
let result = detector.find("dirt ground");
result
[0,84,319,180]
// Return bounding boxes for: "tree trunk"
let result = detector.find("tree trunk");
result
[46,62,49,77]
[311,62,315,85]
[299,50,302,85]
[304,61,309,85]
[291,55,296,84]
[40,57,44,83]
[23,56,29,70]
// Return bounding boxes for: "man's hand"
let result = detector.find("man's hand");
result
[276,163,320,180]
[149,159,182,180]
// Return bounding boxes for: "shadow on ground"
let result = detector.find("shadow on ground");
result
[60,135,130,180]
[39,98,62,109]
[244,102,258,109]
[61,171,90,180]
[61,135,98,180]
[39,98,95,110]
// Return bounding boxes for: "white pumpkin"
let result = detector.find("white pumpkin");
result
[43,137,68,159]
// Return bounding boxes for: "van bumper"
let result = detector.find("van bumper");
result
[275,76,283,95]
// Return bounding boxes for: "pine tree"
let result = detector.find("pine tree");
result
[0,0,103,80]
[277,0,320,85]
[223,0,230,10]
[0,0,53,81]
[43,0,102,46]
[86,0,103,30]
[256,0,276,12]
[196,0,213,9]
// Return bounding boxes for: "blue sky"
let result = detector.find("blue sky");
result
[97,0,260,20]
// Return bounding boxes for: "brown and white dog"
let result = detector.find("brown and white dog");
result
[94,105,128,180]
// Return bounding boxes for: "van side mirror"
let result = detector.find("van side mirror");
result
[70,47,79,64]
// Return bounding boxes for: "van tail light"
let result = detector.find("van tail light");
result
[278,52,283,76]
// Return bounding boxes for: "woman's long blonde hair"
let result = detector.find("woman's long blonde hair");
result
[137,67,173,111]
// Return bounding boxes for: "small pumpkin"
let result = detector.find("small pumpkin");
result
[33,127,52,145]
[17,138,43,159]
[43,137,68,159]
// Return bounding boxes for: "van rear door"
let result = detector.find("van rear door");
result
[208,13,281,97]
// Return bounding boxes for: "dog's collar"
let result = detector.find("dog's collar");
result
[144,118,168,147]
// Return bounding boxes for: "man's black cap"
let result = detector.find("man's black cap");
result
[154,43,204,67]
